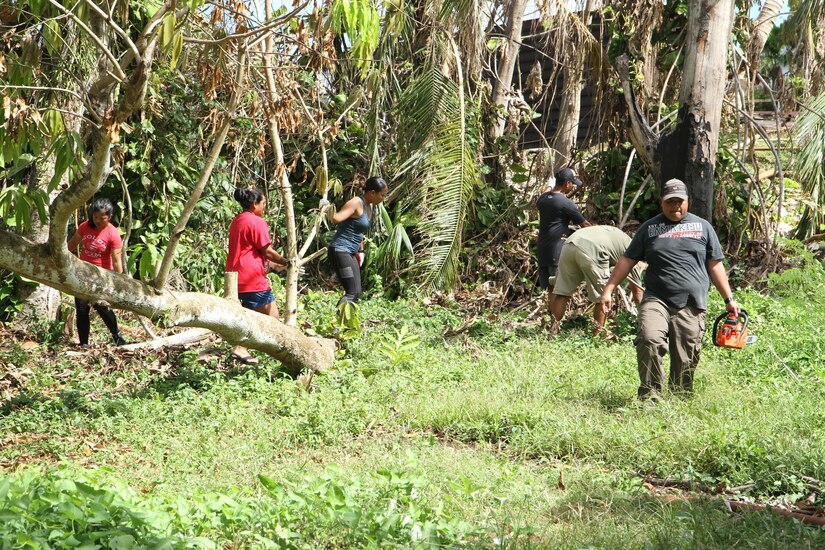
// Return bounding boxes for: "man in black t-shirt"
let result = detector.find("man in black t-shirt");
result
[599,179,740,400]
[536,167,590,291]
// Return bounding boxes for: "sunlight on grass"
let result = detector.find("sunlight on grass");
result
[2,262,825,547]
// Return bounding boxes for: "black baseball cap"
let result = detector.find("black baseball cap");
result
[555,167,582,186]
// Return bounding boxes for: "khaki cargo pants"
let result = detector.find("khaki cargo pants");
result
[635,297,706,399]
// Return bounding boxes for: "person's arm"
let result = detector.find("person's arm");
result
[707,259,739,316]
[112,247,124,273]
[568,203,591,229]
[599,256,639,314]
[67,232,81,254]
[262,244,288,270]
[332,197,362,224]
[630,282,644,304]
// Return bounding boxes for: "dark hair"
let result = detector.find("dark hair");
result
[233,187,265,210]
[364,177,388,193]
[87,197,115,229]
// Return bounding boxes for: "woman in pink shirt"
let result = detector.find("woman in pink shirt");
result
[226,187,288,364]
[67,198,127,348]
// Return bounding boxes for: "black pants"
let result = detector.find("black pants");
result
[329,247,362,306]
[537,265,559,291]
[75,297,120,345]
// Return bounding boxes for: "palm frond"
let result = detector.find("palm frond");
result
[387,34,479,292]
[792,94,825,239]
[788,0,825,31]
[414,120,478,291]
[373,204,415,276]
[397,67,460,151]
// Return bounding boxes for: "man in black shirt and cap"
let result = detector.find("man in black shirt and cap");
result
[599,179,739,400]
[536,167,591,292]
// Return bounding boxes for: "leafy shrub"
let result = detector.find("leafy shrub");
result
[0,468,215,549]
[253,465,482,548]
[0,464,485,549]
[376,325,421,369]
[0,269,32,323]
[767,239,825,299]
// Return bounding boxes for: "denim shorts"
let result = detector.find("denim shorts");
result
[238,290,275,310]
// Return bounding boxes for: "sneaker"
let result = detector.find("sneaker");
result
[79,343,90,350]
[114,334,127,346]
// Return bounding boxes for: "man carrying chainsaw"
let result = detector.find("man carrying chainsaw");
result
[599,179,739,400]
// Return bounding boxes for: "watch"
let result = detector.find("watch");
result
[724,295,734,304]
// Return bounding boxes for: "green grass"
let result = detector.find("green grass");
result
[2,258,825,547]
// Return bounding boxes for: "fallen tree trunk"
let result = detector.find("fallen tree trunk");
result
[0,231,335,375]
[119,328,213,351]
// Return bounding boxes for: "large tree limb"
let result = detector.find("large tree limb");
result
[0,230,334,374]
[46,134,114,263]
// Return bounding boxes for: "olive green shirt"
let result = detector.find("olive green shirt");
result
[566,226,644,289]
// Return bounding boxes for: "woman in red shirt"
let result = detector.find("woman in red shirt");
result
[67,198,127,348]
[226,187,288,364]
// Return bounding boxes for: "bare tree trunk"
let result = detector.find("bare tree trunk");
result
[458,0,487,85]
[489,0,527,139]
[550,1,595,167]
[552,63,583,168]
[15,166,64,327]
[15,18,90,327]
[618,0,734,221]
[262,0,300,326]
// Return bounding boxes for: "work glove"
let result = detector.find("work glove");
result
[318,198,330,210]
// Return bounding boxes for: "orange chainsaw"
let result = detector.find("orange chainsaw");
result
[712,309,755,349]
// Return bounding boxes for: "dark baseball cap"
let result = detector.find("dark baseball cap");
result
[662,178,688,200]
[555,167,582,186]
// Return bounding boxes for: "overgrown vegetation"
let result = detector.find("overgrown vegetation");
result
[2,251,824,547]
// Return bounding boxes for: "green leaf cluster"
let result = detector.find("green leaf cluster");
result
[0,468,214,549]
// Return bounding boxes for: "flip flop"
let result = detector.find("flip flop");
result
[230,354,259,365]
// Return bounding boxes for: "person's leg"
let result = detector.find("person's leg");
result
[537,266,550,291]
[255,298,279,319]
[232,291,276,362]
[332,249,361,305]
[551,245,584,323]
[570,248,610,333]
[75,297,91,346]
[93,304,126,345]
[550,295,571,323]
[635,298,670,399]
[668,306,706,393]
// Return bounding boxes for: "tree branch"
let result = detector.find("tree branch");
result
[47,132,114,265]
[183,1,310,46]
[45,0,126,82]
[154,44,249,290]
[616,54,659,169]
[81,0,142,65]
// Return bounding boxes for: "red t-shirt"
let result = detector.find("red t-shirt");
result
[77,221,122,270]
[226,211,272,293]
